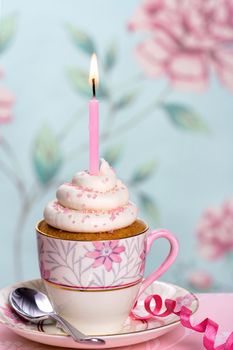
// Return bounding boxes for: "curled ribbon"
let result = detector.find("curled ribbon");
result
[130,294,233,350]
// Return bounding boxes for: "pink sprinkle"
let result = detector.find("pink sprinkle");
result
[77,193,83,197]
[66,182,76,187]
[72,220,76,224]
[81,215,90,223]
[53,202,71,214]
[94,225,98,228]
[92,194,97,199]
[80,187,94,192]
[52,202,60,211]
[68,214,72,219]
[110,213,116,221]
[87,194,92,198]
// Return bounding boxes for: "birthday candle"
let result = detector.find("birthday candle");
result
[89,53,99,175]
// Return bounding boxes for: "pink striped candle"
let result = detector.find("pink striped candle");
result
[89,53,99,175]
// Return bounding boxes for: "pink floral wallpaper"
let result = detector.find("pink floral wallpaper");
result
[129,0,233,92]
[1,0,233,293]
[197,200,233,260]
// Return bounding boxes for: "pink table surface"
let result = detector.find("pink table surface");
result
[0,293,232,350]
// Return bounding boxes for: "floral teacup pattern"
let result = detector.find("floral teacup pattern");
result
[85,240,126,272]
[37,232,147,289]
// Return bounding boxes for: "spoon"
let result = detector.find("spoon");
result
[9,287,105,346]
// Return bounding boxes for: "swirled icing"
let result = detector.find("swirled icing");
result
[44,159,137,232]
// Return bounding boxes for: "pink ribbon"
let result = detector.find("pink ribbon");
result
[130,294,233,350]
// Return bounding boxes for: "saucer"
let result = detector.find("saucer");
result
[0,279,198,349]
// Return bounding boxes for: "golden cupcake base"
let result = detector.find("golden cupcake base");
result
[37,219,148,241]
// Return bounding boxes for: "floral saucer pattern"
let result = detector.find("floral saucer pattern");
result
[0,279,198,349]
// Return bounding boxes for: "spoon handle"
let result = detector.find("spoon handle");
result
[50,313,105,345]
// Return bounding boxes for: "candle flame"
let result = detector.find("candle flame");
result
[89,53,99,86]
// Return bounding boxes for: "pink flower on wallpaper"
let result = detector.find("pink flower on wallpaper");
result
[0,304,22,324]
[129,0,233,92]
[0,86,15,125]
[85,241,125,272]
[188,270,213,290]
[197,200,233,260]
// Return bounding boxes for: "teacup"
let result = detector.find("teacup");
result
[36,219,179,335]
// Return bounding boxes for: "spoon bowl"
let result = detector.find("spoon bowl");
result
[9,288,51,321]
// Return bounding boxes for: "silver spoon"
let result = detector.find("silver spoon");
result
[9,287,105,346]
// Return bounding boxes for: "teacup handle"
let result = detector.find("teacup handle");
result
[138,229,179,298]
